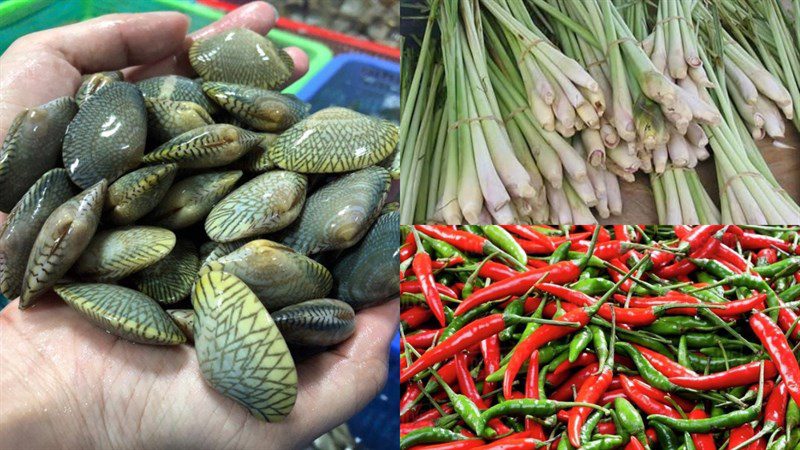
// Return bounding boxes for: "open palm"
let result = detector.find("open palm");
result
[0,3,397,448]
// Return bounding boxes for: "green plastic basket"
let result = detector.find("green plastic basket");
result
[0,0,333,93]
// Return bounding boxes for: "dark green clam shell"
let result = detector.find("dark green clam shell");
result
[145,98,214,144]
[105,164,177,225]
[167,309,195,343]
[142,124,259,169]
[72,226,176,282]
[202,82,309,132]
[136,75,217,114]
[133,239,199,304]
[148,170,242,229]
[272,299,355,347]
[75,71,123,106]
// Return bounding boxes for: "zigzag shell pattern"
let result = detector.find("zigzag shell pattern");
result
[148,170,243,229]
[134,239,199,304]
[72,226,176,281]
[143,124,259,169]
[271,299,356,347]
[105,164,177,225]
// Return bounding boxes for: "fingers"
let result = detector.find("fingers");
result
[125,1,286,82]
[283,47,310,85]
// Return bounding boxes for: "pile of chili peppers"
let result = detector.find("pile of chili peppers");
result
[400,225,800,450]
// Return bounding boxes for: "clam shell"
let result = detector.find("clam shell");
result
[198,239,248,271]
[167,309,195,342]
[202,82,309,132]
[205,170,307,242]
[105,164,177,225]
[145,98,214,144]
[198,239,332,310]
[54,283,186,345]
[142,124,259,169]
[189,28,294,90]
[0,169,75,299]
[148,170,242,229]
[72,226,176,282]
[136,75,217,114]
[269,107,398,173]
[234,133,278,172]
[75,71,123,106]
[62,82,146,188]
[272,299,355,347]
[133,239,199,304]
[193,271,297,421]
[280,166,390,255]
[331,211,399,309]
[0,97,77,212]
[20,180,106,308]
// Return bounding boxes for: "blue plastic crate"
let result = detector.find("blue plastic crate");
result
[0,293,7,309]
[296,53,400,122]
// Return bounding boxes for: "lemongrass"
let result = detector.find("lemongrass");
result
[604,171,622,215]
[653,143,668,174]
[685,122,708,147]
[564,180,597,224]
[724,58,759,105]
[755,96,786,139]
[651,4,667,74]
[666,0,687,79]
[581,128,605,166]
[546,184,572,224]
[600,119,620,149]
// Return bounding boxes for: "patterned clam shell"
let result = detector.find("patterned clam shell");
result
[0,97,77,212]
[198,239,248,271]
[189,28,294,90]
[268,107,399,174]
[145,98,214,144]
[204,170,307,242]
[136,75,217,114]
[20,180,107,308]
[142,124,259,169]
[0,169,75,299]
[75,71,123,106]
[55,283,186,345]
[234,133,278,172]
[62,82,147,188]
[271,299,356,347]
[331,211,399,310]
[280,166,391,255]
[105,164,177,225]
[72,226,176,282]
[198,239,332,310]
[167,309,195,342]
[148,170,243,229]
[202,82,309,132]
[192,271,297,421]
[133,239,199,304]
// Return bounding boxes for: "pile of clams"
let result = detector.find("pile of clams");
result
[0,28,400,422]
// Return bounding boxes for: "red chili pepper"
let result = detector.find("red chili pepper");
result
[619,375,681,419]
[477,261,520,281]
[455,351,484,406]
[524,351,545,437]
[401,306,433,328]
[633,344,698,378]
[401,280,459,299]
[597,422,617,435]
[628,376,695,411]
[614,225,630,242]
[400,382,423,422]
[400,232,416,263]
[472,437,540,450]
[688,409,717,450]
[674,225,692,239]
[538,283,659,326]
[598,389,627,404]
[713,243,748,272]
[778,301,800,340]
[668,360,778,390]
[764,381,788,429]
[408,439,485,450]
[729,424,755,450]
[413,252,447,327]
[625,436,646,450]
[550,362,601,401]
[481,335,501,395]
[401,420,436,435]
[757,248,778,265]
[414,404,453,423]
[680,225,725,252]
[750,311,800,408]
[403,329,442,350]
[723,232,794,253]
[416,225,495,255]
[502,225,555,251]
[567,368,613,447]
[607,258,635,292]
[649,249,676,268]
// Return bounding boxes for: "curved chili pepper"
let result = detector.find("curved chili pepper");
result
[407,440,484,450]
[481,335,501,395]
[502,225,555,251]
[687,409,717,450]
[678,225,725,253]
[413,252,447,327]
[550,362,601,401]
[402,280,459,299]
[713,243,748,272]
[627,376,695,412]
[633,344,697,378]
[723,232,795,253]
[403,329,442,350]
[728,424,755,450]
[402,306,433,328]
[750,311,800,408]
[668,361,778,390]
[401,232,417,263]
[567,367,613,447]
[619,375,680,419]
[400,427,470,450]
[648,392,762,432]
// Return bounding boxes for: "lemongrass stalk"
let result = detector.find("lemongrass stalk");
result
[661,170,682,224]
[601,0,635,142]
[653,143,668,174]
[607,145,640,173]
[527,0,601,48]
[726,43,793,110]
[606,159,635,183]
[686,169,720,223]
[415,103,445,222]
[633,96,666,151]
[678,0,701,68]
[546,70,577,132]
[567,173,598,207]
[755,96,786,138]
[667,0,687,79]
[651,173,666,222]
[726,79,765,129]
[599,119,620,149]
[581,128,605,166]
[673,169,699,224]
[692,144,711,162]
[724,58,759,105]
[546,184,572,224]
[477,206,493,224]
[651,3,667,74]
[673,82,721,125]
[765,1,800,120]
[584,164,609,218]
[505,117,545,199]
[604,171,622,215]
[564,180,597,224]
[685,122,708,147]
[424,102,449,222]
[688,66,714,88]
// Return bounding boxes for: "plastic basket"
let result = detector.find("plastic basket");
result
[0,0,333,93]
[296,53,400,122]
[0,293,8,309]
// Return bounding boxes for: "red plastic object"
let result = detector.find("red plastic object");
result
[198,0,400,60]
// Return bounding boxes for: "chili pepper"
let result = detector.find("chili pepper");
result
[483,225,528,267]
[502,225,555,251]
[723,232,794,253]
[440,303,495,343]
[400,427,471,450]
[713,243,749,272]
[668,361,778,390]
[570,278,616,296]
[689,258,738,278]
[581,435,624,450]
[751,311,800,409]
[685,352,762,373]
[401,232,417,262]
[643,316,718,335]
[480,398,608,424]
[415,226,527,270]
[618,376,680,419]
[421,233,466,260]
[407,440,484,450]
[756,248,778,266]
[523,351,541,431]
[404,329,443,350]
[402,280,459,300]
[481,335,501,395]
[566,367,613,447]
[686,409,717,450]
[550,241,572,264]
[472,261,519,281]
[402,306,433,328]
[550,362,601,402]
[568,328,593,363]
[624,436,645,450]
[729,424,755,450]
[677,225,724,252]
[430,370,493,438]
[579,409,606,444]
[615,397,649,449]
[413,249,447,328]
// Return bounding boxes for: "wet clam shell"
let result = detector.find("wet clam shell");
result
[133,239,199,304]
[20,180,107,308]
[0,169,75,299]
[72,226,176,282]
[105,164,177,225]
[75,71,123,106]
[62,82,147,188]
[136,75,217,114]
[193,271,297,421]
[234,133,278,172]
[145,98,214,144]
[269,107,399,174]
[198,239,332,310]
[272,299,355,347]
[189,28,294,90]
[0,97,77,212]
[142,124,259,169]
[205,170,307,242]
[281,166,390,255]
[198,239,248,271]
[331,211,399,310]
[202,82,309,132]
[148,170,242,229]
[167,309,195,342]
[54,283,186,345]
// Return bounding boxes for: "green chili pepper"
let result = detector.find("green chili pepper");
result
[652,422,681,450]
[767,433,788,450]
[581,435,624,450]
[489,342,569,383]
[482,225,527,266]
[787,399,800,430]
[571,278,617,295]
[780,284,800,302]
[615,342,677,392]
[753,256,800,278]
[557,436,575,450]
[683,333,744,348]
[615,398,649,447]
[683,432,696,450]
[550,241,571,264]
[499,299,525,341]
[438,303,493,343]
[643,316,718,335]
[686,352,761,372]
[689,258,737,278]
[421,234,464,260]
[580,409,606,444]
[566,252,607,268]
[677,335,691,369]
[610,410,629,443]
[430,370,494,438]
[400,427,468,450]
[591,326,609,367]
[568,327,593,363]
[480,399,608,423]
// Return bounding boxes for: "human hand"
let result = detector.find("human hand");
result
[0,3,397,448]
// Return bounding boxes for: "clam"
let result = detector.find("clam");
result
[281,166,391,255]
[75,71,123,106]
[20,180,107,309]
[133,239,199,304]
[198,239,248,271]
[269,107,399,174]
[189,28,294,90]
[142,124,259,169]
[62,82,147,188]
[148,170,242,229]
[145,98,214,144]
[331,211,399,310]
[193,271,297,421]
[167,309,195,342]
[136,75,217,114]
[0,97,77,212]
[54,283,186,345]
[0,169,75,299]
[72,226,176,282]
[198,239,332,310]
[234,133,278,172]
[272,299,356,347]
[105,164,178,225]
[202,82,309,132]
[205,170,307,242]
